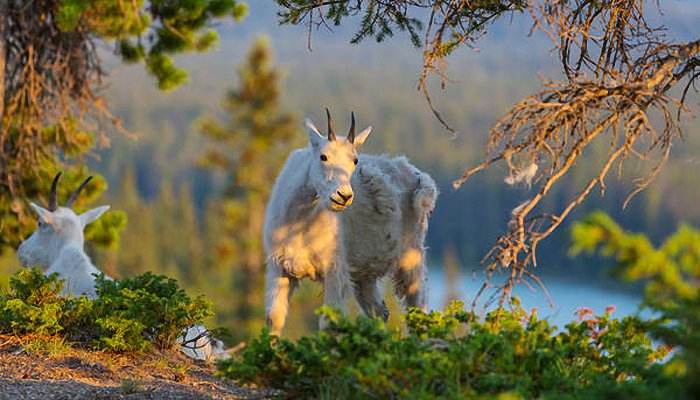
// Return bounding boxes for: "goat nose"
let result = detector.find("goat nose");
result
[337,190,353,202]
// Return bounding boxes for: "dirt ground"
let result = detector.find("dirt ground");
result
[0,335,271,399]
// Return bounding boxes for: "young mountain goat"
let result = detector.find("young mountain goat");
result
[17,173,225,360]
[17,174,109,298]
[264,109,438,335]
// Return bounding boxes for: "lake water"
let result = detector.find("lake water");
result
[427,268,644,328]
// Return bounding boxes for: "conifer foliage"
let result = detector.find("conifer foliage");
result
[199,38,300,340]
[0,0,245,252]
[571,212,700,395]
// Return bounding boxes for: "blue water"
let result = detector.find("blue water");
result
[427,268,643,329]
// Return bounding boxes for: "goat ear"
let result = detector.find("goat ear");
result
[305,118,324,149]
[29,202,53,224]
[79,205,110,227]
[352,126,372,147]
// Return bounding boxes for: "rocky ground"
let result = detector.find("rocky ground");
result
[0,335,270,399]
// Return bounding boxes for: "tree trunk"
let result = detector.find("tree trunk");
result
[0,0,8,126]
[240,199,264,333]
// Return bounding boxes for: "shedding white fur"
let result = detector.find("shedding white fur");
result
[505,162,538,188]
[263,110,438,335]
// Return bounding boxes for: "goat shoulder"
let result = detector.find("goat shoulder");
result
[47,246,102,298]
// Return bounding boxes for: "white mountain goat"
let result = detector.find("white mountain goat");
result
[17,174,109,298]
[264,109,438,335]
[17,173,225,361]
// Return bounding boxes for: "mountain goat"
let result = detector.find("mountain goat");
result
[264,109,438,335]
[17,173,225,361]
[17,174,109,298]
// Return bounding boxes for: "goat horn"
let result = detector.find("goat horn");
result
[48,172,62,211]
[325,107,336,141]
[66,176,93,208]
[348,111,356,143]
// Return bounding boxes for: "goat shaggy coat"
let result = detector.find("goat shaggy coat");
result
[263,115,437,335]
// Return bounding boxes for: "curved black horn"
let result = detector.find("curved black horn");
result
[66,176,93,208]
[48,172,61,211]
[347,111,356,143]
[325,107,336,141]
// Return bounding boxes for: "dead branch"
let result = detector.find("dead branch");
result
[453,0,700,304]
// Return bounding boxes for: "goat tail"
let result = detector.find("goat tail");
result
[412,172,438,217]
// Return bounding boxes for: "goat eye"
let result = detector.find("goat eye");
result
[320,154,328,162]
[354,158,358,165]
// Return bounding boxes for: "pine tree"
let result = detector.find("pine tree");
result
[0,0,246,252]
[102,168,159,278]
[199,38,300,340]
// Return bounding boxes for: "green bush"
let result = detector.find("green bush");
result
[219,212,700,399]
[571,211,700,397]
[93,273,213,351]
[218,302,678,399]
[0,269,66,335]
[0,268,213,352]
